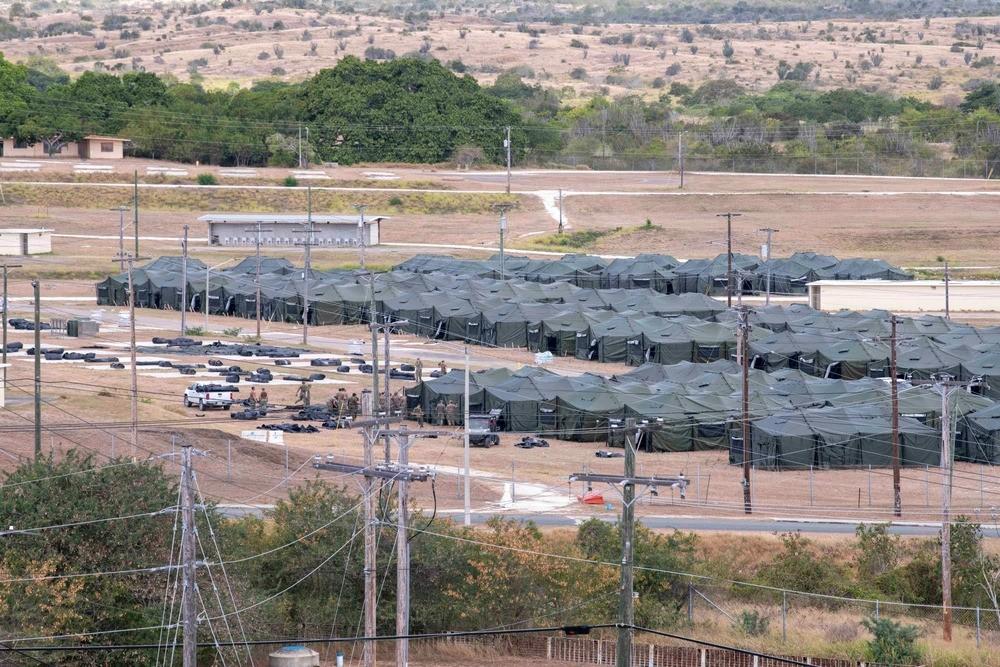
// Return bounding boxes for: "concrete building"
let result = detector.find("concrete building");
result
[808,279,1000,313]
[199,213,386,248]
[1,135,127,159]
[0,229,52,256]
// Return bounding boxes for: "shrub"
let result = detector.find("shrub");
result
[569,38,585,48]
[722,40,734,59]
[196,173,217,185]
[388,196,403,206]
[734,610,769,637]
[283,175,299,187]
[928,74,943,90]
[665,63,682,76]
[570,67,587,80]
[862,617,922,665]
[222,326,243,337]
[184,326,206,336]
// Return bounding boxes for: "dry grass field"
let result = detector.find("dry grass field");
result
[3,5,1000,104]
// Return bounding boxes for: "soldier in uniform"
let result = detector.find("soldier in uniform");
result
[391,392,404,416]
[445,399,458,427]
[412,404,424,427]
[295,381,311,407]
[247,386,258,409]
[258,388,269,412]
[348,392,360,418]
[414,358,423,381]
[335,388,348,417]
[438,360,448,374]
[434,399,446,426]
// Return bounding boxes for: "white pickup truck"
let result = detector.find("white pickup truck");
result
[183,383,239,410]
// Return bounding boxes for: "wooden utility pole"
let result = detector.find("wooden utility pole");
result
[362,424,378,667]
[133,170,140,258]
[617,418,637,667]
[569,425,688,667]
[2,264,21,397]
[396,433,413,667]
[739,307,752,514]
[32,280,41,460]
[557,189,564,234]
[940,379,954,642]
[383,323,392,462]
[717,212,742,308]
[759,227,779,306]
[312,427,437,667]
[890,315,901,517]
[180,225,189,335]
[243,223,272,339]
[180,443,198,667]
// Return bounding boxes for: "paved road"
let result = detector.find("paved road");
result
[217,505,997,537]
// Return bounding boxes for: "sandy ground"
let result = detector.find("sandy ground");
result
[0,299,997,528]
[2,8,997,103]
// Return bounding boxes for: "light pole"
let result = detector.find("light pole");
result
[717,212,742,308]
[493,203,515,280]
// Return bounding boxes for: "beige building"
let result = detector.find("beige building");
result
[808,279,1000,313]
[1,135,127,159]
[0,229,52,256]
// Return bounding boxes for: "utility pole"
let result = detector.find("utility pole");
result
[939,377,957,642]
[116,252,147,459]
[2,264,21,397]
[738,307,752,514]
[180,225,189,335]
[504,126,512,194]
[297,124,304,169]
[396,433,413,667]
[362,423,377,667]
[312,428,438,667]
[243,223,272,340]
[759,228,778,306]
[112,206,128,270]
[677,130,685,189]
[717,212,742,308]
[355,203,368,271]
[383,323,392,462]
[557,189,564,234]
[617,418,637,667]
[568,424,688,667]
[180,443,198,667]
[493,203,515,281]
[133,170,140,258]
[890,315,901,518]
[32,280,41,460]
[464,347,471,526]
[294,187,317,345]
[943,259,951,320]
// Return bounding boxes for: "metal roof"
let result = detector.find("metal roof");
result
[199,214,386,224]
[0,228,51,234]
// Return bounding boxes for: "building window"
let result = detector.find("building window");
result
[100,142,114,153]
[14,139,30,149]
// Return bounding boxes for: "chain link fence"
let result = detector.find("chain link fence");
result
[541,155,1000,180]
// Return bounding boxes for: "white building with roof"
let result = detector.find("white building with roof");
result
[199,213,386,248]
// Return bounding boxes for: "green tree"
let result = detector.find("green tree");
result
[0,451,182,664]
[862,616,922,664]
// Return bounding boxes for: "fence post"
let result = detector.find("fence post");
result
[976,607,981,648]
[700,648,706,667]
[546,636,552,659]
[875,599,879,620]
[648,644,654,667]
[688,584,694,623]
[781,591,787,642]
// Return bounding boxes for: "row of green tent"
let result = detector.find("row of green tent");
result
[96,258,1000,384]
[395,252,912,295]
[408,361,1000,468]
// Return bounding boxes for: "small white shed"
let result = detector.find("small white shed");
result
[0,229,52,255]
